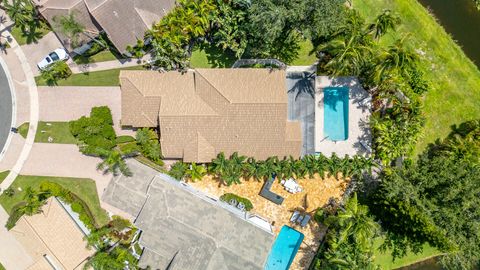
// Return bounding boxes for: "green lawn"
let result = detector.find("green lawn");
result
[0,262,5,270]
[373,238,441,269]
[35,65,145,86]
[191,44,237,68]
[355,0,480,155]
[0,175,109,226]
[73,49,121,64]
[35,121,77,144]
[10,24,51,46]
[0,171,9,184]
[291,40,318,66]
[17,122,29,138]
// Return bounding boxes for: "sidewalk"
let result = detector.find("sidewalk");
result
[67,55,150,74]
[0,25,39,191]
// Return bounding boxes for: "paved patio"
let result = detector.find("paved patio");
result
[102,160,274,270]
[315,76,372,157]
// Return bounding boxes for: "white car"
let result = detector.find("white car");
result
[37,48,69,70]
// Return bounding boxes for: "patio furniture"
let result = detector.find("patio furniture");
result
[290,211,300,223]
[229,199,238,206]
[284,178,302,194]
[260,174,284,205]
[296,215,304,224]
[237,202,245,211]
[360,140,372,153]
[300,215,311,228]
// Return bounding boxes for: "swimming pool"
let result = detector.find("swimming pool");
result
[323,87,349,141]
[264,226,304,270]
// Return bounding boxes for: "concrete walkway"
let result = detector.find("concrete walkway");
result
[0,25,39,192]
[67,55,149,74]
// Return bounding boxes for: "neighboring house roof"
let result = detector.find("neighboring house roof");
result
[38,0,102,51]
[102,160,275,270]
[10,197,94,270]
[120,69,302,162]
[38,0,175,53]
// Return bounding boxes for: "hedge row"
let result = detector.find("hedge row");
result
[5,202,27,230]
[220,193,253,211]
[39,181,98,230]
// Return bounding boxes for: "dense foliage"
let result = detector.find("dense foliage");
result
[317,9,429,165]
[143,0,346,69]
[135,128,163,165]
[40,61,72,86]
[85,216,140,270]
[367,120,480,269]
[313,193,380,270]
[5,181,98,230]
[0,0,46,43]
[220,193,253,210]
[169,152,374,186]
[70,106,131,176]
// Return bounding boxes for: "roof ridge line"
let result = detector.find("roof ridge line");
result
[194,69,232,104]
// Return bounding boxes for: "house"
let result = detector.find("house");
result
[102,159,275,270]
[10,197,94,270]
[36,0,175,54]
[119,68,303,163]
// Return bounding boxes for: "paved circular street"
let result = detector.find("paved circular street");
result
[0,58,12,155]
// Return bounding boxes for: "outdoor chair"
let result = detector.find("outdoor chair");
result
[290,211,300,222]
[359,96,372,108]
[296,215,304,224]
[238,202,245,211]
[229,199,238,206]
[301,215,311,228]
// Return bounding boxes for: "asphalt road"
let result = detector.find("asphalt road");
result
[0,60,12,155]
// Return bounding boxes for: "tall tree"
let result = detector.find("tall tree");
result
[53,12,86,47]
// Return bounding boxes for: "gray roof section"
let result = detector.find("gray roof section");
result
[102,160,274,270]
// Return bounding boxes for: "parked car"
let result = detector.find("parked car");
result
[37,48,69,70]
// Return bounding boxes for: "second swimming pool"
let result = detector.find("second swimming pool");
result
[264,225,304,270]
[323,87,349,141]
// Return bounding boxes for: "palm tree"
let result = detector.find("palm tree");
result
[53,12,86,47]
[186,162,206,182]
[302,155,318,178]
[169,161,188,180]
[374,37,418,83]
[318,34,372,76]
[368,9,401,40]
[2,0,37,30]
[96,149,132,176]
[209,152,228,175]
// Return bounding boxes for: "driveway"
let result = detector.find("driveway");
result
[38,86,133,136]
[20,143,113,196]
[20,32,64,76]
[286,66,316,155]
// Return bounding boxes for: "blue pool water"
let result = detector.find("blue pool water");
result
[265,226,304,270]
[323,87,349,141]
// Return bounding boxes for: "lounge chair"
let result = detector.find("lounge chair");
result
[290,211,300,222]
[237,202,245,211]
[296,215,304,224]
[301,215,311,228]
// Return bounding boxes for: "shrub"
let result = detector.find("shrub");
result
[118,141,140,155]
[3,187,15,197]
[168,161,188,180]
[116,135,135,144]
[220,193,253,211]
[91,106,114,125]
[5,202,26,230]
[40,61,72,86]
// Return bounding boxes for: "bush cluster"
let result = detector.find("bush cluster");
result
[40,61,72,86]
[135,128,163,165]
[116,135,135,144]
[69,106,116,155]
[6,202,27,230]
[220,193,253,211]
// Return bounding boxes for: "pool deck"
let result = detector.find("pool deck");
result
[315,76,372,157]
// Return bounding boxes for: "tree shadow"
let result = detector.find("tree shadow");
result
[287,71,315,100]
[197,43,237,68]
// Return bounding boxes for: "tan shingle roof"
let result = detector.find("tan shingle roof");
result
[120,69,302,162]
[11,198,94,270]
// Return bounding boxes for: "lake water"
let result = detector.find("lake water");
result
[417,0,480,67]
